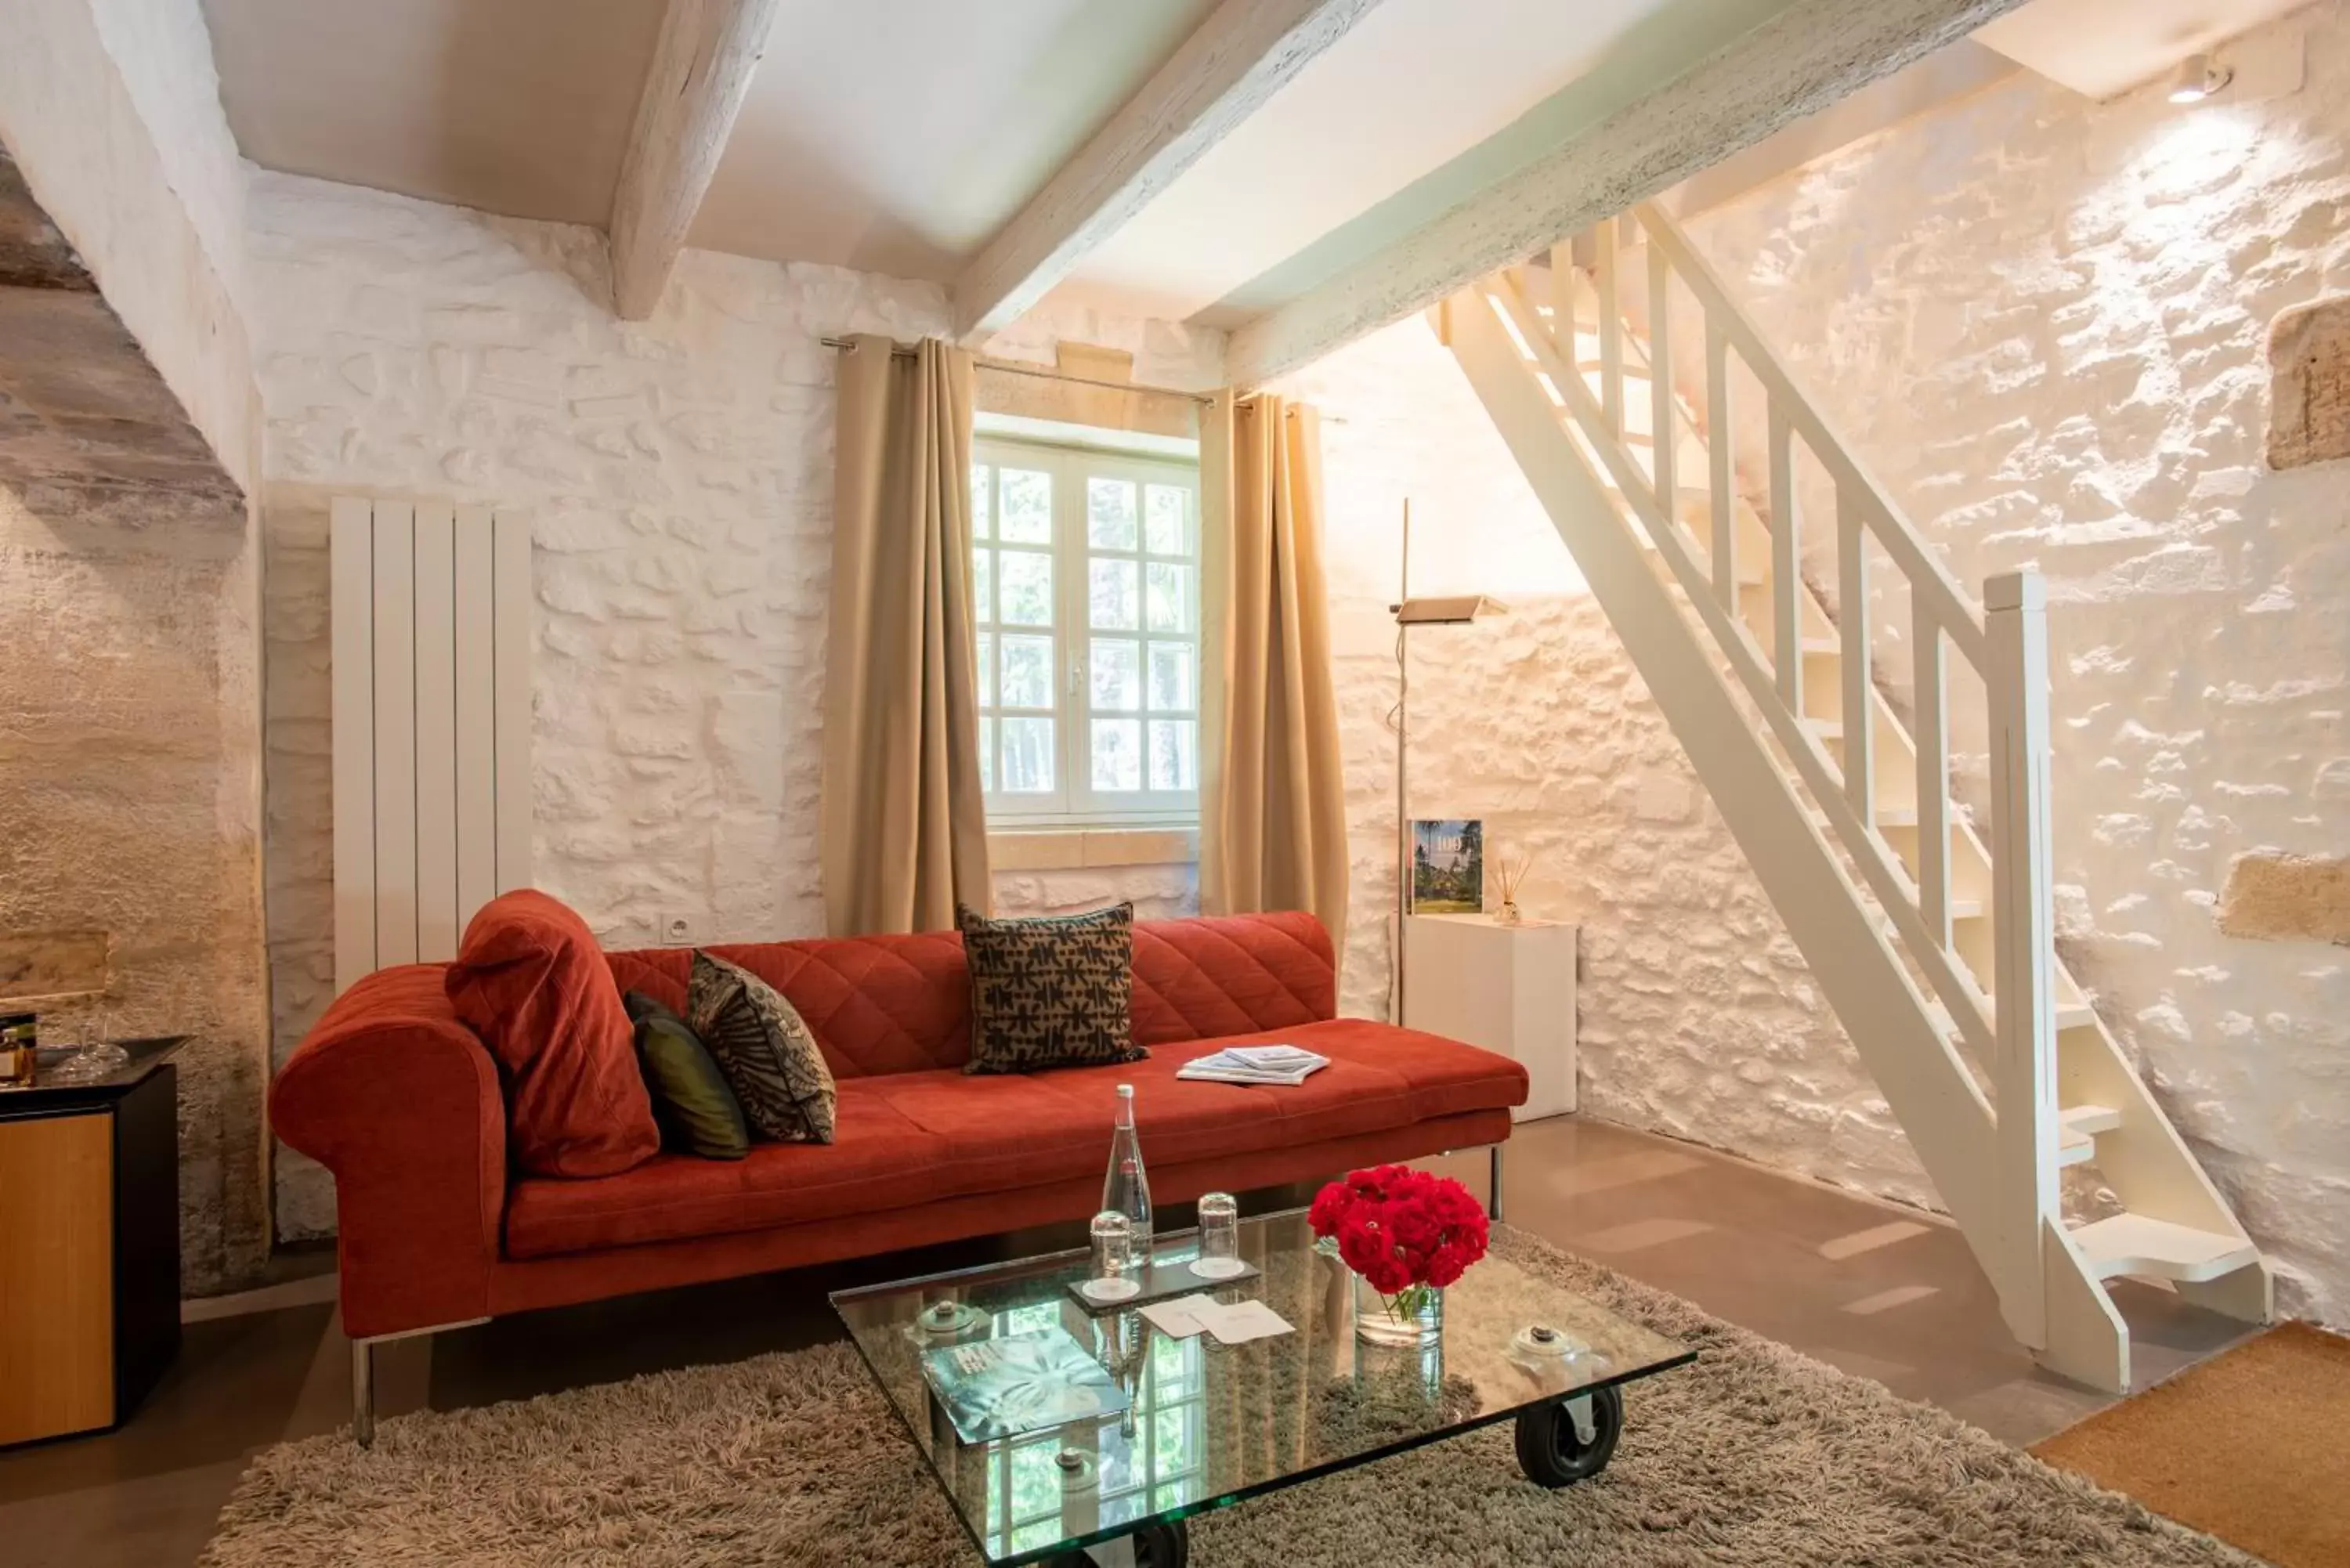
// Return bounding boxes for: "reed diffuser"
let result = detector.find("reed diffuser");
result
[1492,847,1538,926]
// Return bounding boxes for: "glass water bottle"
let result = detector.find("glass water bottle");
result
[1101,1083,1153,1241]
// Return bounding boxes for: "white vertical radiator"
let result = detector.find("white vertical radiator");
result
[331,498,533,992]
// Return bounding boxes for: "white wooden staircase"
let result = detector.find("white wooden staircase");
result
[1439,202,2270,1393]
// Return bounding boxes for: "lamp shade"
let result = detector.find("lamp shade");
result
[1391,594,1508,625]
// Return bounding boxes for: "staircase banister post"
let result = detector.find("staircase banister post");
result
[1986,567,2058,1351]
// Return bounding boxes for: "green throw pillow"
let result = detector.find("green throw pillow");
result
[623,992,750,1160]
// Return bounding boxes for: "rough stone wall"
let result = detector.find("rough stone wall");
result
[1266,319,1934,1206]
[0,486,269,1290]
[0,0,258,489]
[250,175,1212,1234]
[1684,1,2350,1317]
[0,0,269,1293]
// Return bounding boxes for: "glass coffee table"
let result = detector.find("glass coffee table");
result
[833,1208,1693,1566]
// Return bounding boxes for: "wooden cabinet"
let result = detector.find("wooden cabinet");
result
[0,1046,179,1447]
[1401,915,1578,1121]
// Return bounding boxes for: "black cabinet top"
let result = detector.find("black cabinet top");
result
[0,1037,186,1112]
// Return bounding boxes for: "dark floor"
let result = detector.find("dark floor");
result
[2,1116,2257,1567]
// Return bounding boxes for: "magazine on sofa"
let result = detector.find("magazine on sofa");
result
[919,1325,1132,1444]
[1176,1044,1329,1086]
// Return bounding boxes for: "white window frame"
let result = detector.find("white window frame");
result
[971,434,1202,829]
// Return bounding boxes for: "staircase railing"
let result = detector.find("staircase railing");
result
[1494,201,2060,1341]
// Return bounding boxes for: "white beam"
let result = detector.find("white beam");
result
[1224,0,2027,386]
[609,0,782,321]
[949,0,1379,342]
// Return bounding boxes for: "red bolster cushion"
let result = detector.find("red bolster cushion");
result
[446,888,660,1178]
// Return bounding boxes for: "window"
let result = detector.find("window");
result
[971,436,1201,826]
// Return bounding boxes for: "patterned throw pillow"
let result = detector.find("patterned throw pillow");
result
[957,901,1144,1075]
[685,952,837,1144]
[622,992,750,1161]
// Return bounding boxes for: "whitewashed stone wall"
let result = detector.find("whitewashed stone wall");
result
[251,175,1208,1234]
[1682,3,2350,1320]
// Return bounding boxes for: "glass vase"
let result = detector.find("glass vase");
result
[1352,1270,1444,1349]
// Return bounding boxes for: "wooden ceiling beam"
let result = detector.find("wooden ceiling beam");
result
[949,0,1379,343]
[1223,0,2028,387]
[609,0,782,320]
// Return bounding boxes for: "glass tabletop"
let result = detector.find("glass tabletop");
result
[832,1208,1692,1566]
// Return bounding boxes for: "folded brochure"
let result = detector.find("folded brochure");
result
[1176,1042,1329,1086]
[919,1324,1131,1444]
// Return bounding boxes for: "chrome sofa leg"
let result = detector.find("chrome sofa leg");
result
[348,1317,486,1447]
[1490,1143,1506,1223]
[352,1338,375,1447]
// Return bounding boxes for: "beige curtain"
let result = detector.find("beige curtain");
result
[821,334,992,935]
[1198,392,1350,950]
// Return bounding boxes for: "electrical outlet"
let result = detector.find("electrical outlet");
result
[661,913,696,946]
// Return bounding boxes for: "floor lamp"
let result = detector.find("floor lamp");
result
[1389,497,1506,1028]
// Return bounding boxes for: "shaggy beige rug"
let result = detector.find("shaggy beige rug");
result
[201,1230,2252,1567]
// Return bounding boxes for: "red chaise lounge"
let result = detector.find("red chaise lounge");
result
[271,910,1528,1440]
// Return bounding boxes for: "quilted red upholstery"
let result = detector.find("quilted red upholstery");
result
[277,911,1529,1339]
[601,911,1337,1075]
[503,1021,1512,1259]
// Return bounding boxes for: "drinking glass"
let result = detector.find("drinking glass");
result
[1191,1191,1246,1279]
[1085,1210,1141,1301]
[47,1001,128,1086]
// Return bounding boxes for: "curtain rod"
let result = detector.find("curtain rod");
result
[819,335,1216,406]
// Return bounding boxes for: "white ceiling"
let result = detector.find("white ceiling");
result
[202,0,669,227]
[1975,0,2308,99]
[1054,0,1692,323]
[688,0,1218,279]
[208,0,2163,333]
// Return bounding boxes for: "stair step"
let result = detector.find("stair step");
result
[2058,1103,2122,1167]
[2063,1103,2124,1136]
[2070,1213,2259,1284]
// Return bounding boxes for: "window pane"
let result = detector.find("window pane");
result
[1090,558,1138,629]
[1087,477,1138,549]
[1149,720,1197,791]
[979,716,995,792]
[1092,718,1142,792]
[1000,634,1053,709]
[971,546,992,625]
[1090,638,1141,711]
[1144,485,1191,556]
[1001,717,1054,792]
[971,464,992,540]
[1147,642,1192,711]
[999,550,1053,626]
[1146,562,1194,633]
[975,630,995,704]
[1000,468,1052,543]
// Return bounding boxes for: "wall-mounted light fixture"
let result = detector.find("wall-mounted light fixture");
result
[2168,52,2232,105]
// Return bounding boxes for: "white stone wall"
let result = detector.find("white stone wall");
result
[251,176,1208,1233]
[1680,3,2350,1319]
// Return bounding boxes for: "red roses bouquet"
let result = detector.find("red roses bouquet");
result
[1309,1164,1490,1321]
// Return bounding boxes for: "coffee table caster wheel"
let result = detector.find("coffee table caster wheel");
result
[1132,1520,1187,1567]
[1516,1384,1622,1487]
[1048,1518,1187,1567]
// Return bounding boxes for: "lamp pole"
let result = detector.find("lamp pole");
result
[1395,498,1411,1026]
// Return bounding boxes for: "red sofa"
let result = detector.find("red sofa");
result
[272,911,1526,1433]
